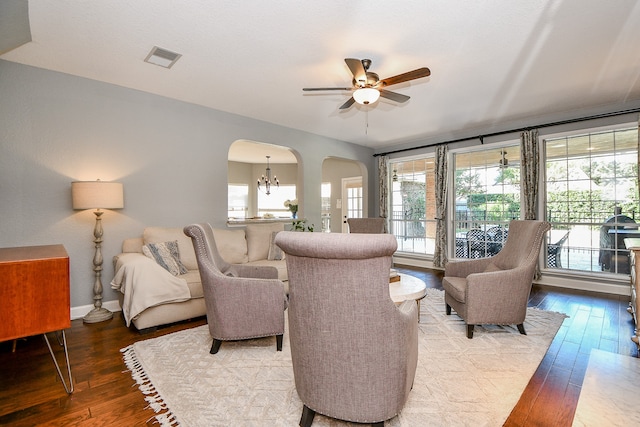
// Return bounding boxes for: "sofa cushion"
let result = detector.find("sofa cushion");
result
[442,276,467,303]
[246,223,285,262]
[143,227,197,270]
[122,237,143,253]
[142,240,189,276]
[181,270,204,298]
[212,228,249,264]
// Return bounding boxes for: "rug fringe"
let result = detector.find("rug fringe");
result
[121,345,180,427]
[528,306,570,318]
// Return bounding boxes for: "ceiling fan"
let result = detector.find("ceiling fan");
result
[303,58,431,109]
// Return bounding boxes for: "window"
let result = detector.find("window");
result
[544,127,639,274]
[257,184,297,217]
[228,184,248,219]
[389,158,437,255]
[452,145,521,258]
[321,182,331,232]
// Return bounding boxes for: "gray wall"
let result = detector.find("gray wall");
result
[0,0,31,55]
[0,60,376,309]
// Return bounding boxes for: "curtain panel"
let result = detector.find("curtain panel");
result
[520,129,542,279]
[433,145,448,268]
[520,129,539,221]
[378,156,388,233]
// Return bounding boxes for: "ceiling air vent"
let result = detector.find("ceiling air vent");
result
[144,46,182,69]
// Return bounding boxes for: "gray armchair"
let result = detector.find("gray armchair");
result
[442,220,551,339]
[184,223,287,354]
[275,231,417,427]
[346,217,385,233]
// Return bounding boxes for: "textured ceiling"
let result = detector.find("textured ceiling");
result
[3,0,640,153]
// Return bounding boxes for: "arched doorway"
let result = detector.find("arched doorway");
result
[228,140,298,222]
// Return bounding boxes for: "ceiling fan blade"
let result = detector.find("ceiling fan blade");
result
[303,87,352,91]
[339,97,356,110]
[378,67,431,87]
[379,89,410,103]
[345,58,366,85]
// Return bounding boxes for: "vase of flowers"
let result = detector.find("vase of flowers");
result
[284,199,298,218]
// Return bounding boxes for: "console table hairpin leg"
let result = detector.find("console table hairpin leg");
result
[0,245,74,394]
[43,330,74,394]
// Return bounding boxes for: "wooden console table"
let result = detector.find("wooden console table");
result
[0,244,74,392]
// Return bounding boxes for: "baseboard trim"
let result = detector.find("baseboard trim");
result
[70,299,122,321]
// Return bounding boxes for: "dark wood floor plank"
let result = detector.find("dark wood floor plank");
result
[524,365,573,426]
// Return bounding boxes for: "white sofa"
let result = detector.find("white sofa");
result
[111,222,287,331]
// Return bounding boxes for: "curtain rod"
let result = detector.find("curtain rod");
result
[373,107,640,157]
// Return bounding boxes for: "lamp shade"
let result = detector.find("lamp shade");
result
[353,87,380,105]
[71,181,124,210]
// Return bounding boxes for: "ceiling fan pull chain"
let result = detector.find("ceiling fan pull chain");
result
[365,109,369,136]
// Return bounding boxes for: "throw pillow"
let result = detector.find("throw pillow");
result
[142,240,189,276]
[246,223,285,262]
[212,228,249,264]
[267,231,285,261]
[143,227,197,270]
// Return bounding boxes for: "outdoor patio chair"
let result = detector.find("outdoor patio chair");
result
[547,231,569,268]
[486,225,508,256]
[466,229,489,258]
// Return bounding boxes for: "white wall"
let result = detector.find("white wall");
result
[0,60,376,312]
[322,157,366,232]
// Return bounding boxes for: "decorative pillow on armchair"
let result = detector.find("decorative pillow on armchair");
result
[142,240,189,276]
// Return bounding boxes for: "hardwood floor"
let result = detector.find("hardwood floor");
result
[0,266,636,426]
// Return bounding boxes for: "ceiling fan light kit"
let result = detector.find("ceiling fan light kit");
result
[353,87,380,105]
[303,58,430,110]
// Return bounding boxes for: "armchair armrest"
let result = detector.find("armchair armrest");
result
[231,264,279,280]
[444,257,495,278]
[201,270,286,338]
[463,265,535,323]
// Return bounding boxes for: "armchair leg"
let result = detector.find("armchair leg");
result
[300,405,316,427]
[276,334,283,351]
[517,324,527,335]
[466,324,474,339]
[210,339,222,354]
[446,304,451,315]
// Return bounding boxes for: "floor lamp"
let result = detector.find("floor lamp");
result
[71,180,124,323]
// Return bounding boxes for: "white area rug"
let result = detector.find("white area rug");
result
[122,289,567,427]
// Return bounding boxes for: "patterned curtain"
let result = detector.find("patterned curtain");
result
[521,129,542,279]
[521,129,539,220]
[433,145,448,268]
[378,156,388,233]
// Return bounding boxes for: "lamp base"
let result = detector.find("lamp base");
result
[83,307,113,324]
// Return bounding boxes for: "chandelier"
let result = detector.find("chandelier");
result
[257,155,279,195]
